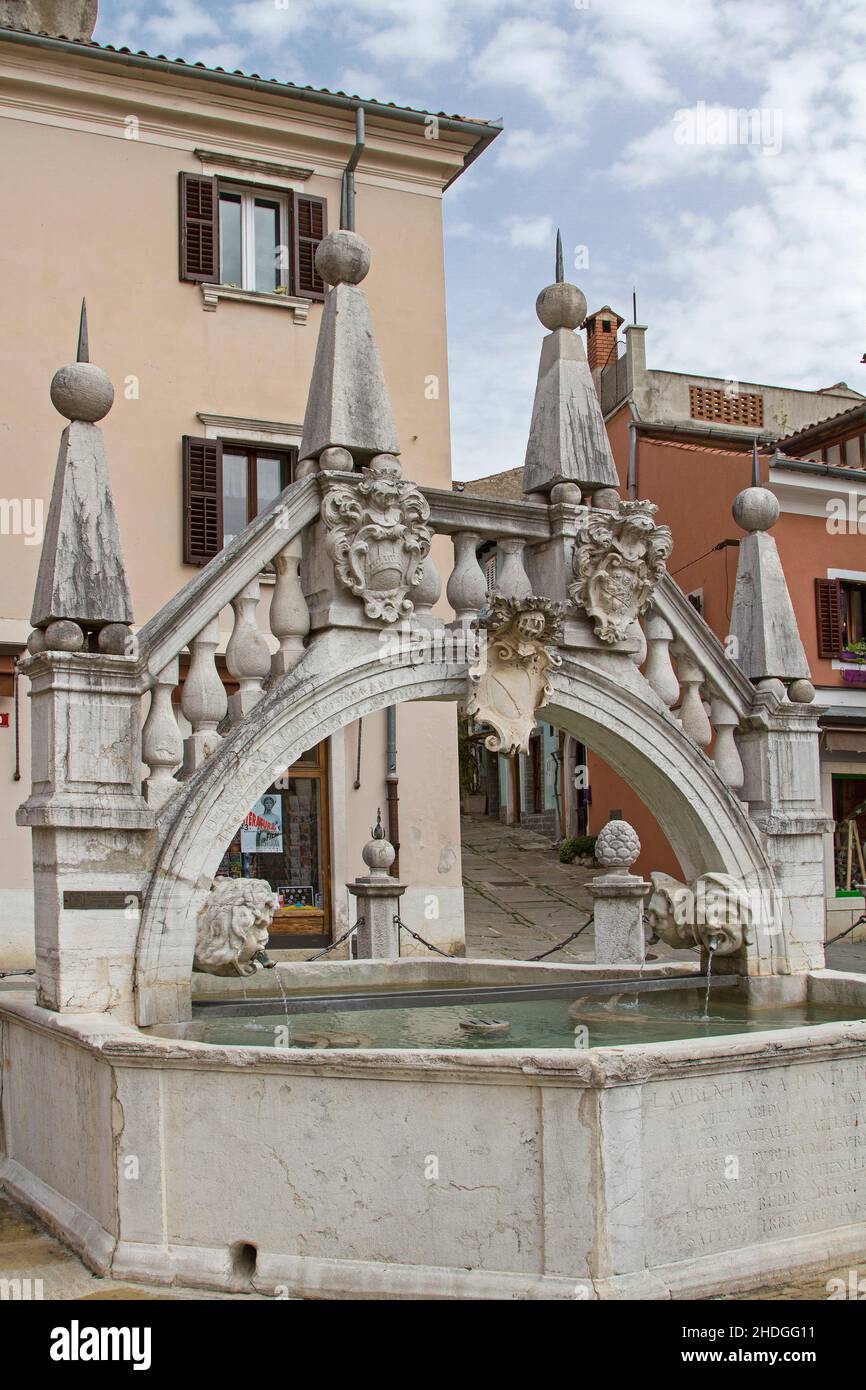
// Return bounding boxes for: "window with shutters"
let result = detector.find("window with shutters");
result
[179,173,327,301]
[182,438,296,566]
[218,184,290,294]
[815,577,866,659]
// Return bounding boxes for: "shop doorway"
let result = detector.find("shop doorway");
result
[219,741,332,948]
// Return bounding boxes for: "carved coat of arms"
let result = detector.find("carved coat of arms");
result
[321,453,432,623]
[570,500,673,643]
[467,596,563,756]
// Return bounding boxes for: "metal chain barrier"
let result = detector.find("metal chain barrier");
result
[527,914,594,962]
[394,910,454,958]
[826,911,866,948]
[304,920,361,962]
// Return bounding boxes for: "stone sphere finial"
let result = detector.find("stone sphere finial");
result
[315,229,371,287]
[732,486,779,533]
[50,362,114,423]
[50,300,114,422]
[536,281,587,332]
[595,817,641,871]
[362,808,396,877]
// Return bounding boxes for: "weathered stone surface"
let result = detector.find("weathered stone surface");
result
[31,422,133,630]
[298,281,399,463]
[0,1,97,39]
[570,500,672,643]
[193,878,279,977]
[730,530,810,681]
[467,596,562,756]
[523,328,619,495]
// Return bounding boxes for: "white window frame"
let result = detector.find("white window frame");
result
[218,182,290,294]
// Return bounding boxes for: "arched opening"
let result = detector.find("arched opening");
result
[135,630,776,1026]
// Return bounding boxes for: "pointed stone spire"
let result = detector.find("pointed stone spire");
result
[29,303,134,654]
[729,469,812,694]
[298,230,399,469]
[522,231,619,498]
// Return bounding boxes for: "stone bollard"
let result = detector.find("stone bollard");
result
[348,810,406,960]
[588,818,650,965]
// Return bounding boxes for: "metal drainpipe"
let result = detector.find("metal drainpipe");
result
[12,657,21,782]
[627,419,638,500]
[340,106,366,232]
[386,706,400,876]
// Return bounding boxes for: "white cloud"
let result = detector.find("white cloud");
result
[504,214,554,251]
[230,1,310,40]
[336,68,386,99]
[193,43,247,71]
[139,1,220,51]
[472,18,588,122]
[495,125,585,172]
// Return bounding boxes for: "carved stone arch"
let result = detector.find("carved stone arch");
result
[135,630,779,1026]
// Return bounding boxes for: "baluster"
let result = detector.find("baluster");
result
[412,549,442,625]
[142,658,182,809]
[226,579,270,723]
[710,696,745,792]
[446,532,487,626]
[270,538,310,677]
[181,617,228,774]
[673,646,712,748]
[644,609,679,707]
[495,538,532,601]
[627,618,647,666]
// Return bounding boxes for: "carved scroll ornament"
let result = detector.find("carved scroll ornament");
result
[571,500,673,644]
[322,453,433,623]
[466,596,563,756]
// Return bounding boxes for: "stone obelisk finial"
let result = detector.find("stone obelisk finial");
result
[522,230,619,499]
[729,462,813,700]
[29,301,134,655]
[298,230,399,471]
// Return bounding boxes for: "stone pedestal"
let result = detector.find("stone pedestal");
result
[589,873,650,965]
[16,651,154,1018]
[348,878,406,960]
[589,817,649,966]
[347,813,405,960]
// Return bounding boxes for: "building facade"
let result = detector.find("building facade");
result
[463,312,866,938]
[0,18,499,965]
[587,311,866,935]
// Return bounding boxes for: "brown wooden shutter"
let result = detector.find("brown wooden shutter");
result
[292,193,327,300]
[183,437,223,565]
[815,577,843,658]
[179,173,219,283]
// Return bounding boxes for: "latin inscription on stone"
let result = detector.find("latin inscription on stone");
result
[643,1056,866,1263]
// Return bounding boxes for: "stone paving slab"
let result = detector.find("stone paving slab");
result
[0,1191,268,1301]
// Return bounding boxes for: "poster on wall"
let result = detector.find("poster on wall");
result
[241,794,283,854]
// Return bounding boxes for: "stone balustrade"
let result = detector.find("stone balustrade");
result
[136,468,764,810]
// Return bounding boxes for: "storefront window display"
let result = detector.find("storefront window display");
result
[219,743,331,945]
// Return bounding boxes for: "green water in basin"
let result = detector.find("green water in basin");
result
[146,990,866,1051]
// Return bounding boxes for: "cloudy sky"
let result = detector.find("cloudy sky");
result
[96,0,866,478]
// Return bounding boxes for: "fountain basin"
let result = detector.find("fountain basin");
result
[1,959,865,1300]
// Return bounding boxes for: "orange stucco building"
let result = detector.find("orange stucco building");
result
[585,313,866,937]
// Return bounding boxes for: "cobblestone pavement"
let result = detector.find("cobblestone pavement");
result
[460,813,683,964]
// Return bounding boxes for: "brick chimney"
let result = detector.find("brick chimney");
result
[0,1,98,39]
[583,305,624,373]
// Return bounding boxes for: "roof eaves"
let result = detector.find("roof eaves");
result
[0,25,502,161]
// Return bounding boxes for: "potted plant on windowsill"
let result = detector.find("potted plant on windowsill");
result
[841,640,866,683]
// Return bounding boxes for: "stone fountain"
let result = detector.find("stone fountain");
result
[1,238,864,1301]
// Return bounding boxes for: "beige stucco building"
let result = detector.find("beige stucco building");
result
[0,21,499,966]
